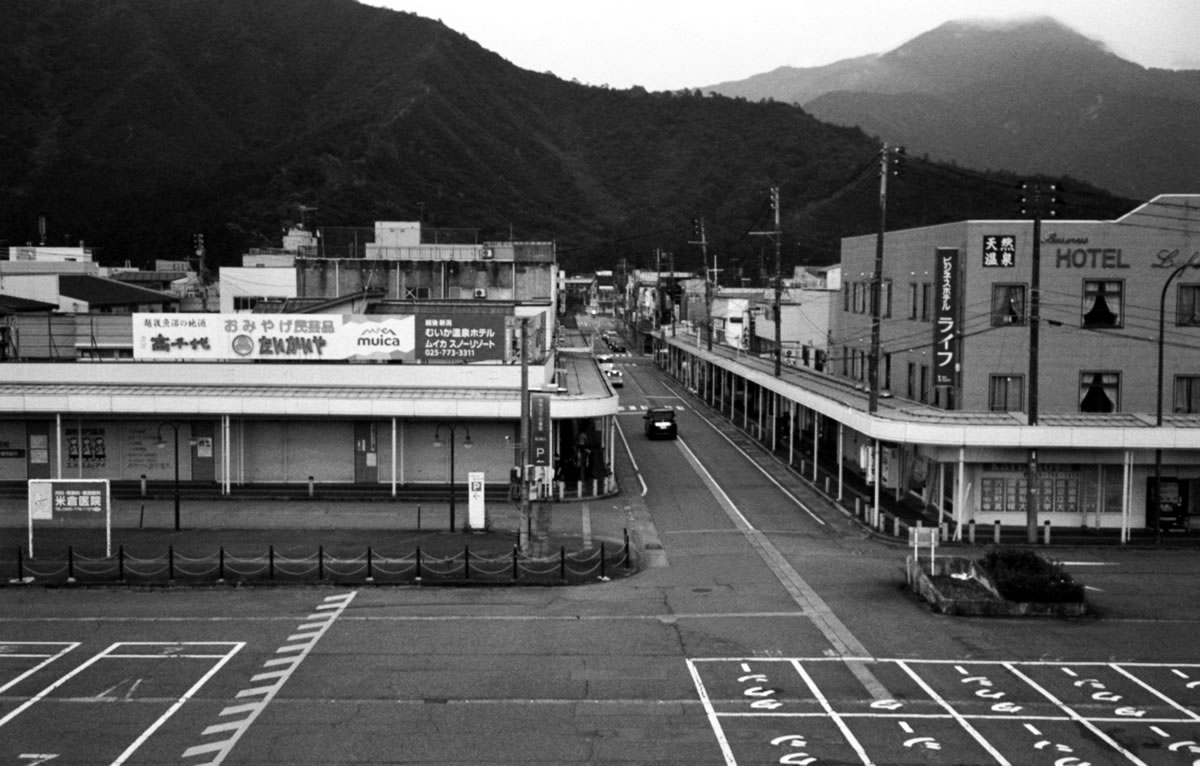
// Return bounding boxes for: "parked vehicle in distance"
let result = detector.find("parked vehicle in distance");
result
[643,407,677,439]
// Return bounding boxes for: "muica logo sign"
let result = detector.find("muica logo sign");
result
[356,326,404,346]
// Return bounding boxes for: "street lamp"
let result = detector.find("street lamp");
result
[1153,260,1200,540]
[433,422,472,532]
[156,422,182,531]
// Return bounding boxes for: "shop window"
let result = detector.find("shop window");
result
[1079,371,1119,413]
[989,374,1025,412]
[1177,284,1200,326]
[991,284,1026,326]
[1082,279,1123,328]
[1174,375,1200,414]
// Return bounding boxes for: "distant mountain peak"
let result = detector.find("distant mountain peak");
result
[701,15,1199,199]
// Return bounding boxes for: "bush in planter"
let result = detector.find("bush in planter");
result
[978,547,1084,603]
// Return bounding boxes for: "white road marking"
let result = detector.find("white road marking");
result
[182,592,356,766]
[677,438,886,700]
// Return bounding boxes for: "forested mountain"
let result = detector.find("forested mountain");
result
[703,17,1200,201]
[0,1,1133,278]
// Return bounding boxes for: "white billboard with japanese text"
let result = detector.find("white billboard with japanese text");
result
[133,314,416,361]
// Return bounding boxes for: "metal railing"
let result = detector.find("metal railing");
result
[7,532,633,587]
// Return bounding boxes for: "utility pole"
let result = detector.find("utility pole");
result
[669,251,677,337]
[518,317,532,552]
[751,187,784,376]
[690,218,713,351]
[1020,182,1057,543]
[868,147,890,414]
[655,248,663,331]
[706,252,719,352]
[193,233,208,312]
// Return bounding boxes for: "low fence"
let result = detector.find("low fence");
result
[7,536,633,587]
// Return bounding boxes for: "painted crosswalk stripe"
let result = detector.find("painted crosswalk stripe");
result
[182,592,357,765]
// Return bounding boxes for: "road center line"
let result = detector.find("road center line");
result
[676,437,888,700]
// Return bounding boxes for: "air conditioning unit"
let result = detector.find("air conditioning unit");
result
[473,288,488,299]
[480,248,494,259]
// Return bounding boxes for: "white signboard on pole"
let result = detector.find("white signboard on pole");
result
[28,479,112,558]
[467,471,486,530]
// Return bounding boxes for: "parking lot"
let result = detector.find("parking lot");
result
[690,657,1200,765]
[0,592,354,766]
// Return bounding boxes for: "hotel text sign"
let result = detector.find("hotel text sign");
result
[933,248,960,390]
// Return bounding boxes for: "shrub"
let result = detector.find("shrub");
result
[978,547,1085,603]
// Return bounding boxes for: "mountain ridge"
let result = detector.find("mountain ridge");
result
[702,16,1200,199]
[0,1,1135,276]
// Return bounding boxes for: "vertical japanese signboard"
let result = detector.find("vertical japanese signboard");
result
[417,314,506,362]
[530,393,551,467]
[933,247,960,390]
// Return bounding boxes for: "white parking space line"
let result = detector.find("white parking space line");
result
[0,641,242,766]
[182,591,357,766]
[111,643,244,766]
[689,658,1200,766]
[0,642,78,696]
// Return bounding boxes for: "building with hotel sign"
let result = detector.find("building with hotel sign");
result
[0,222,619,505]
[832,194,1200,532]
[649,195,1199,535]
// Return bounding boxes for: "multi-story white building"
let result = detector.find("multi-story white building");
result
[0,222,618,511]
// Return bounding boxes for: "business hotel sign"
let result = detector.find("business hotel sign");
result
[134,313,417,361]
[417,314,506,361]
[933,248,960,390]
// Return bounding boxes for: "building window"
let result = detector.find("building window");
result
[909,283,919,319]
[920,283,932,321]
[991,284,1026,326]
[233,296,261,311]
[989,374,1025,412]
[907,362,916,399]
[843,283,851,311]
[1177,284,1200,326]
[919,365,929,403]
[1079,371,1119,412]
[881,279,893,318]
[1082,279,1123,328]
[883,352,892,390]
[1174,375,1200,413]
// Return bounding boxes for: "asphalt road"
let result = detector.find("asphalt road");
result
[2,348,1200,765]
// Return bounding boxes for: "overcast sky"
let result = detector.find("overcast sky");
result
[365,0,1200,91]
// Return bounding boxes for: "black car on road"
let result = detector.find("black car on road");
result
[643,407,677,439]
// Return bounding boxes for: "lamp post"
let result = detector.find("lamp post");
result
[156,422,182,531]
[433,422,472,532]
[1154,260,1200,541]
